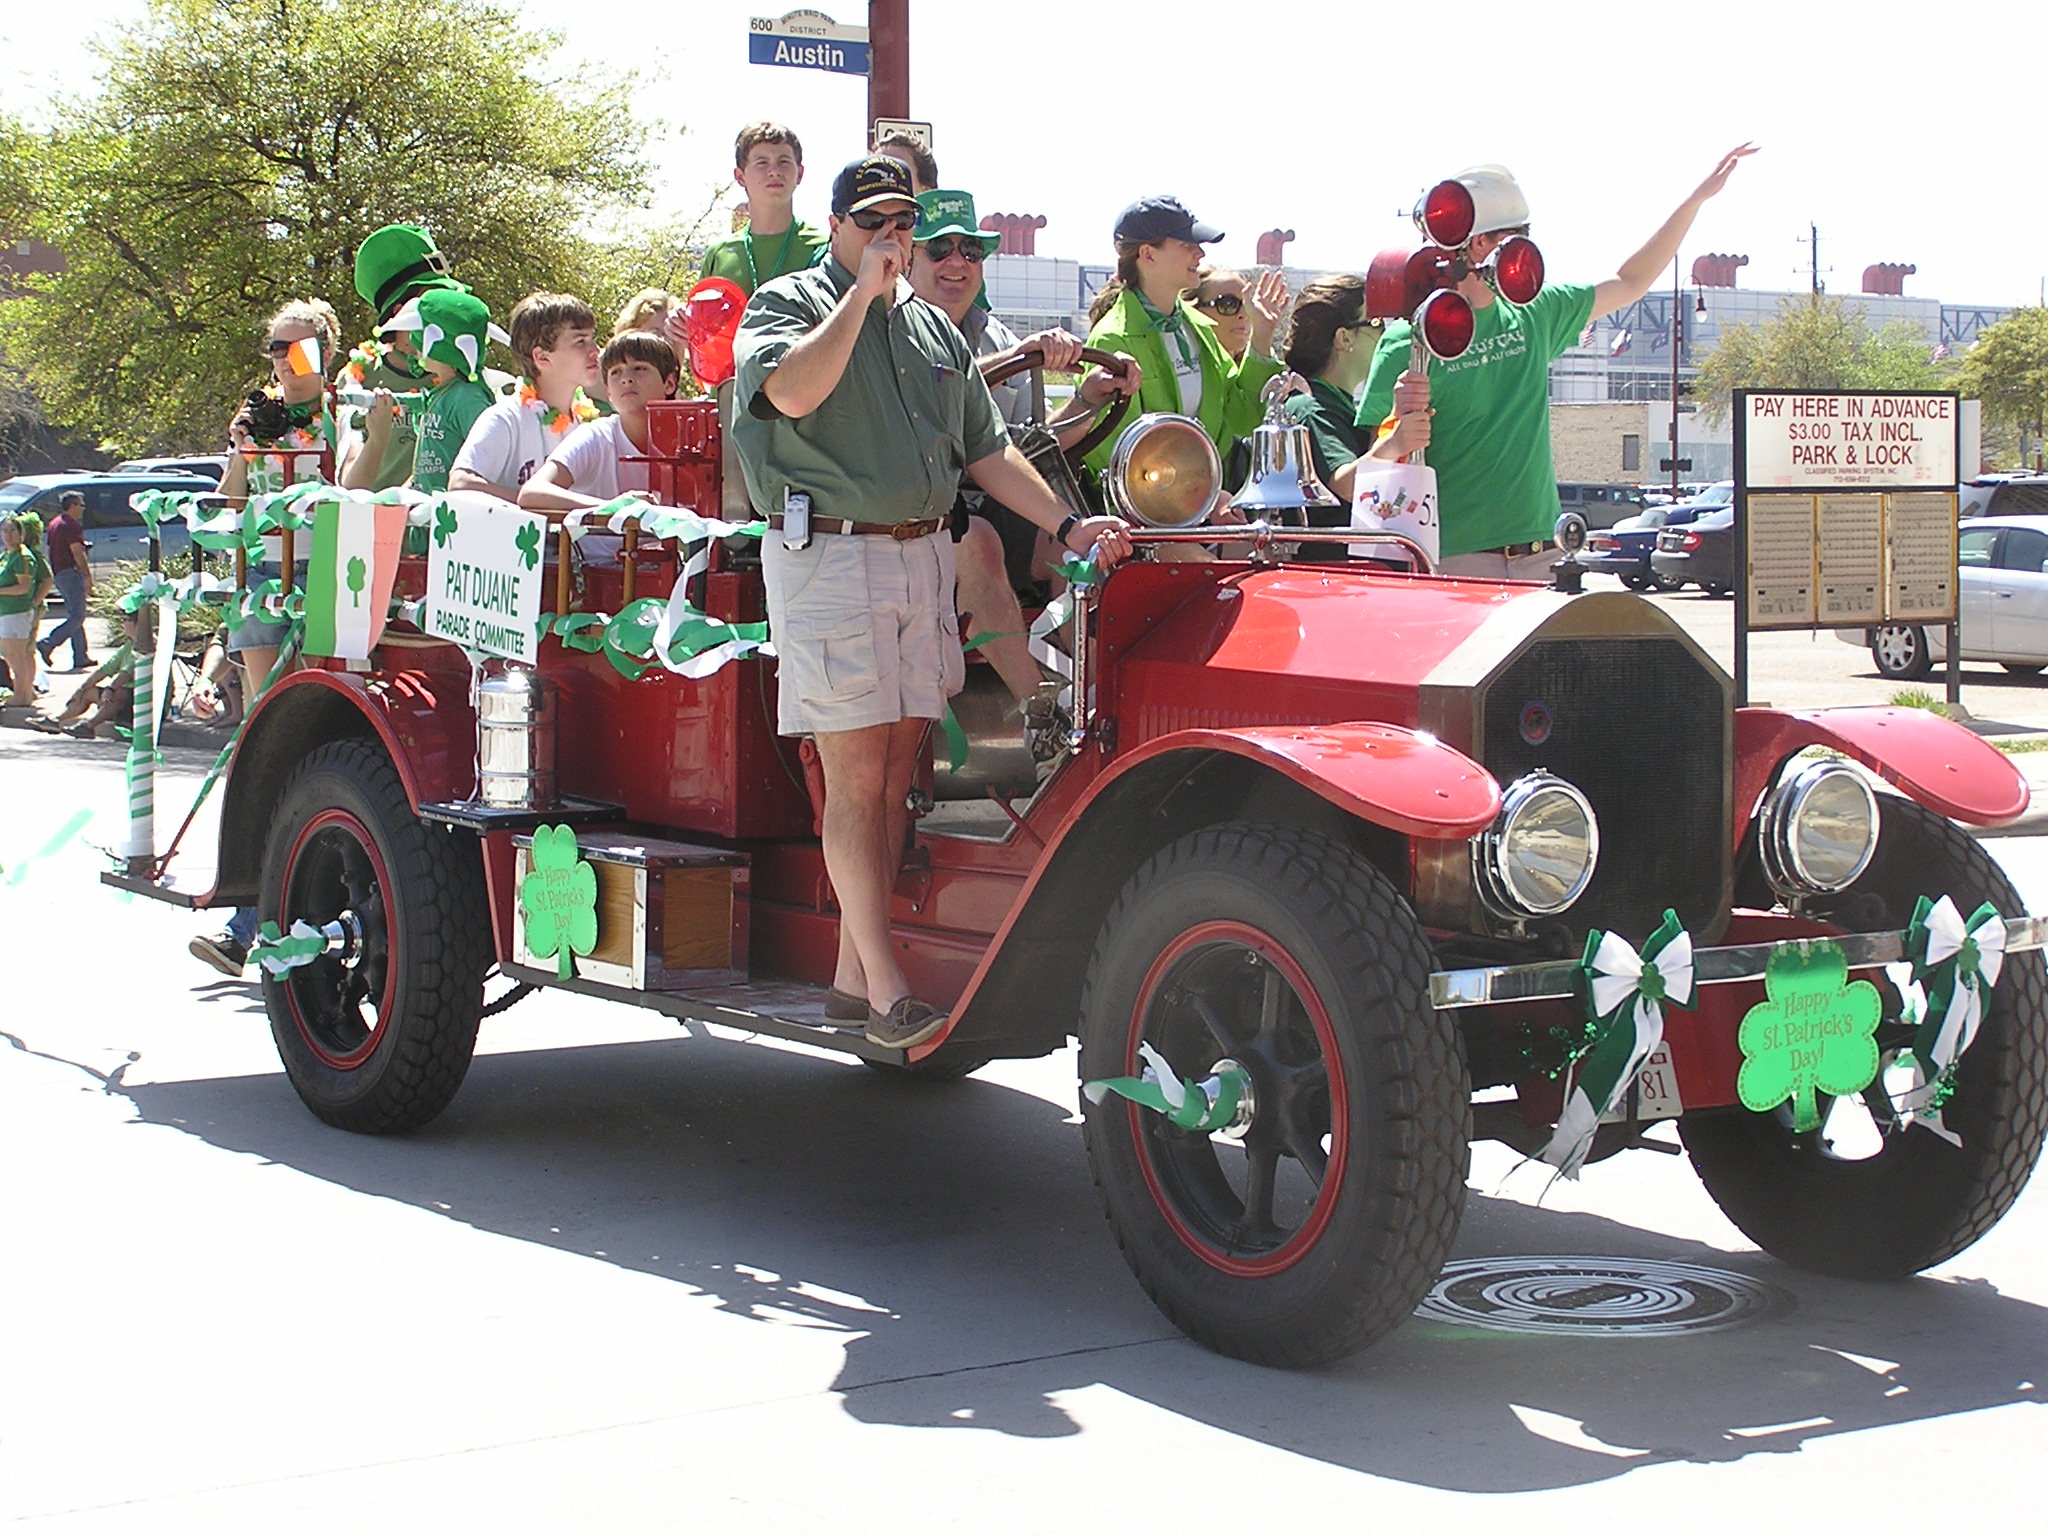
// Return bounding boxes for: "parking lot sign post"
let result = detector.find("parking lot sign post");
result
[1733,389,1961,708]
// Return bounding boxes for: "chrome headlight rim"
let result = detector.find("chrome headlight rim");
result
[1474,771,1601,919]
[1759,760,1880,897]
[1103,412,1222,528]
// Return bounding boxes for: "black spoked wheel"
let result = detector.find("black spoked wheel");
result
[1681,797,2048,1277]
[1079,823,1468,1367]
[1872,624,1932,681]
[260,739,490,1133]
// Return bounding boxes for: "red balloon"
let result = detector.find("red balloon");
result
[684,277,748,387]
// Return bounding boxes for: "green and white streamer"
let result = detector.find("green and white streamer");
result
[543,597,774,682]
[1538,909,1696,1178]
[1084,1042,1249,1133]
[562,494,768,584]
[248,917,344,978]
[1895,894,2006,1144]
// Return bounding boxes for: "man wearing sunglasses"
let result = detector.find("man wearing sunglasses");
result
[733,156,1134,1053]
[907,187,1142,760]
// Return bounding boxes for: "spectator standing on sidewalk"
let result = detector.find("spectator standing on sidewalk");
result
[38,491,92,673]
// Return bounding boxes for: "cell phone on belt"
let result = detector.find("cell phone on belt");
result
[783,488,812,551]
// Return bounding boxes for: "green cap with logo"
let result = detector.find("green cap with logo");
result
[913,190,1000,252]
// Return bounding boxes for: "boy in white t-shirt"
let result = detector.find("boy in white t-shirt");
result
[450,293,601,499]
[519,332,681,511]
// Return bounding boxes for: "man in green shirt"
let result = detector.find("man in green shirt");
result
[732,155,1131,1051]
[1356,144,1756,577]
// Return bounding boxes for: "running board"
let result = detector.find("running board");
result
[100,870,213,909]
[500,966,910,1065]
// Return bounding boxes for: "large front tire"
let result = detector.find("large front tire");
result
[1079,823,1468,1367]
[259,738,490,1133]
[1681,798,2048,1277]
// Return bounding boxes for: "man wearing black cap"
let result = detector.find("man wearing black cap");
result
[732,154,1133,1052]
[1083,195,1290,476]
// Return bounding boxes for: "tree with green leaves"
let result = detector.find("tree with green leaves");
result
[0,0,655,458]
[1952,308,2048,457]
[1692,294,1951,426]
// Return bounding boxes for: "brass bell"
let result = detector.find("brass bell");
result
[1230,373,1342,519]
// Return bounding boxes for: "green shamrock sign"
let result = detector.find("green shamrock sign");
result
[346,555,367,608]
[433,500,459,549]
[515,521,541,571]
[1737,940,1882,1132]
[520,824,599,980]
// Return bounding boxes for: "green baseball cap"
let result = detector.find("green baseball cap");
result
[353,223,470,321]
[913,190,999,252]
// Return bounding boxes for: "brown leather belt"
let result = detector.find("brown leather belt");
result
[768,513,943,541]
[1477,540,1550,558]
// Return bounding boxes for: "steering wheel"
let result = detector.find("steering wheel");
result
[980,345,1139,466]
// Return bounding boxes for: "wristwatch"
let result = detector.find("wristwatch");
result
[1056,512,1080,545]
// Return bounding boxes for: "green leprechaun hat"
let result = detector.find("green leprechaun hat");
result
[353,223,470,323]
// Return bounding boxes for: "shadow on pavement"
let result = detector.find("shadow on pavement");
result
[119,1032,2047,1493]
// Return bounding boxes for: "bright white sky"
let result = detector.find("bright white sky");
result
[5,1,2038,310]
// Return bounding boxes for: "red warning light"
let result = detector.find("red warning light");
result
[683,276,748,387]
[1492,236,1546,305]
[1414,179,1476,250]
[1415,288,1475,361]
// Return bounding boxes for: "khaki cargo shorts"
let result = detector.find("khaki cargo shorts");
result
[761,529,964,736]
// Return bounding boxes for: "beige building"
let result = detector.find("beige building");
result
[1549,401,1731,485]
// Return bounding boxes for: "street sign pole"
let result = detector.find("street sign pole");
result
[868,0,908,125]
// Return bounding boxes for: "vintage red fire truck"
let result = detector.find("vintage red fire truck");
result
[111,358,2048,1369]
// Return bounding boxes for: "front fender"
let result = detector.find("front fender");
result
[924,724,1493,1061]
[210,665,475,904]
[1105,723,1503,839]
[1734,706,2029,843]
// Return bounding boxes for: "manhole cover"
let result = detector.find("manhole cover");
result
[1415,1256,1789,1337]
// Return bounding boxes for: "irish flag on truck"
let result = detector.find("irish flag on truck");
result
[303,499,408,661]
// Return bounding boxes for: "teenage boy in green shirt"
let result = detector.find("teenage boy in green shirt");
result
[700,122,828,296]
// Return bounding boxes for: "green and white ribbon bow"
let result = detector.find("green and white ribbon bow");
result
[1538,909,1695,1178]
[1083,1042,1248,1133]
[1896,894,2005,1143]
[115,568,240,615]
[248,918,346,978]
[542,597,774,683]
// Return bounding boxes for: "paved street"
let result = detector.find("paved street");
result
[4,605,2048,1533]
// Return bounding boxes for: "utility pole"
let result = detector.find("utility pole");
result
[868,0,908,125]
[1669,257,1682,497]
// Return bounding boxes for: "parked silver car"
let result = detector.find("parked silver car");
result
[1834,515,2048,679]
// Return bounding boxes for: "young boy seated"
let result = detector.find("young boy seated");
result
[518,332,680,511]
[348,289,500,494]
[450,293,602,500]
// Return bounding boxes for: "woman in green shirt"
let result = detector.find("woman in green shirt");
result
[1082,196,1289,478]
[1280,275,1433,506]
[0,513,41,709]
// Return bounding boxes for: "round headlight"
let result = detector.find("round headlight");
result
[1105,413,1221,528]
[1760,761,1880,896]
[1474,772,1600,918]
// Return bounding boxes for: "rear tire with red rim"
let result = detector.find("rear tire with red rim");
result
[1078,822,1468,1367]
[260,738,489,1133]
